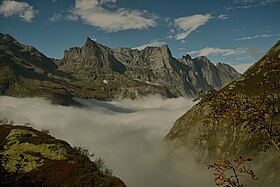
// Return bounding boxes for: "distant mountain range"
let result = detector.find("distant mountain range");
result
[0,33,240,105]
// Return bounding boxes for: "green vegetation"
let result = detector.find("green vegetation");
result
[3,128,67,172]
[197,71,280,154]
[0,121,125,187]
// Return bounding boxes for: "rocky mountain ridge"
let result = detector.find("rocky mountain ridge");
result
[0,33,240,104]
[59,37,240,97]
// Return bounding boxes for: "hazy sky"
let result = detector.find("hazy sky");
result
[0,0,279,72]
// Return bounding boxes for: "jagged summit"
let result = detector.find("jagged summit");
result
[83,37,105,57]
[84,37,109,51]
[86,36,95,42]
[64,37,109,59]
[84,37,99,48]
[139,43,173,58]
[182,54,192,60]
[194,56,212,64]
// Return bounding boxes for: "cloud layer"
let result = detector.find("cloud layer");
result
[233,0,280,8]
[0,0,37,22]
[71,0,156,32]
[189,47,245,56]
[0,96,215,187]
[174,14,212,40]
[235,33,280,41]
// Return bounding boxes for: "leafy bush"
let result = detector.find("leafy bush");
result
[208,156,257,187]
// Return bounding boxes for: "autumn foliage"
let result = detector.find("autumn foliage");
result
[208,156,258,187]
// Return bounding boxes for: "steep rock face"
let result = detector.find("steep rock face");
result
[113,45,240,97]
[0,124,126,187]
[59,38,173,99]
[216,62,240,86]
[62,38,126,81]
[180,55,240,92]
[166,40,280,186]
[114,45,188,96]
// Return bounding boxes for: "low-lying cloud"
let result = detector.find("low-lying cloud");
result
[0,96,215,187]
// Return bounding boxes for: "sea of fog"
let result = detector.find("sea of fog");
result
[0,96,215,187]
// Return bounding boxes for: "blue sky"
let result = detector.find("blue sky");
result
[0,0,279,72]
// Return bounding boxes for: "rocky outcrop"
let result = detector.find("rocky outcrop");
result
[62,37,126,80]
[113,45,188,96]
[0,124,126,187]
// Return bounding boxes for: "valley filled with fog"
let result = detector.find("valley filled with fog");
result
[0,96,215,187]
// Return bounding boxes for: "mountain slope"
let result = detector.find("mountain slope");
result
[0,123,126,187]
[166,40,280,156]
[0,34,109,105]
[165,40,280,186]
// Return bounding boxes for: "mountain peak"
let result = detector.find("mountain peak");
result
[86,36,92,41]
[0,33,14,40]
[0,33,18,45]
[182,54,192,60]
[161,44,172,57]
[84,37,99,48]
[140,44,172,57]
[194,56,211,64]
